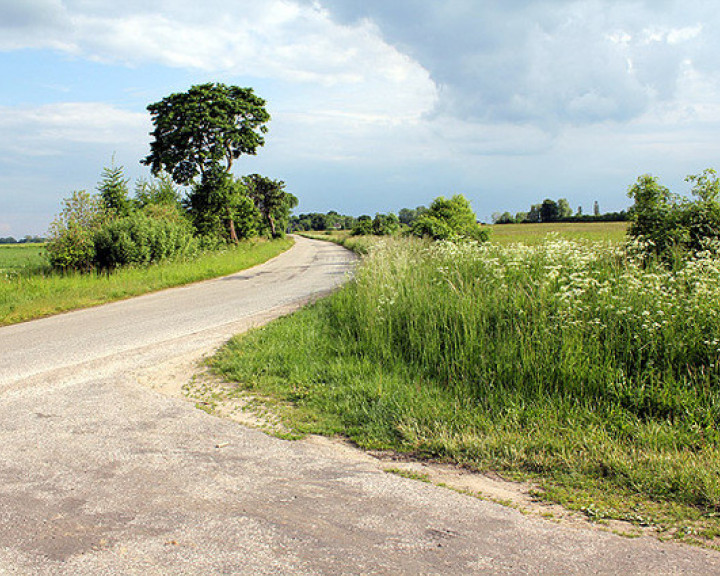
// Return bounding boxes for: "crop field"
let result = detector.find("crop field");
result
[301,220,630,247]
[486,221,629,244]
[0,244,47,275]
[212,233,720,544]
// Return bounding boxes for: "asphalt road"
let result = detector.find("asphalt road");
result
[0,236,718,575]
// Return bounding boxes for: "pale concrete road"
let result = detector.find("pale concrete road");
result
[0,236,718,575]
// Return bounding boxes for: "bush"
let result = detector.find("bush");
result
[46,190,105,271]
[372,213,399,236]
[352,215,373,236]
[46,222,96,271]
[93,211,198,269]
[628,169,720,262]
[411,194,488,242]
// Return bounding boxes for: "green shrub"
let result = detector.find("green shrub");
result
[628,169,720,262]
[93,211,198,269]
[352,215,373,236]
[372,212,400,235]
[411,194,488,241]
[45,190,105,271]
[46,222,96,271]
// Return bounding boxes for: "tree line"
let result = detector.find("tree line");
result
[47,83,297,271]
[492,198,627,224]
[0,236,45,244]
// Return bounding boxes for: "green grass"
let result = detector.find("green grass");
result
[210,235,720,544]
[0,244,48,275]
[0,237,292,326]
[486,221,629,244]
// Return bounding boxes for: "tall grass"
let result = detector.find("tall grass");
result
[213,235,720,517]
[0,238,292,326]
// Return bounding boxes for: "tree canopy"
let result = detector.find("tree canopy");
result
[242,174,298,237]
[142,83,270,185]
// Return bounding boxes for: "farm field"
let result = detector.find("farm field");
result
[0,244,47,275]
[0,238,293,326]
[300,220,630,246]
[211,232,720,546]
[486,221,629,244]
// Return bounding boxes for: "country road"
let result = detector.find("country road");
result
[0,235,718,575]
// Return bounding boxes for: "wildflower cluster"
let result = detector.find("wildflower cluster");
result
[334,236,720,429]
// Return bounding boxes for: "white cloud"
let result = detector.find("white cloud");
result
[0,0,437,123]
[0,103,148,156]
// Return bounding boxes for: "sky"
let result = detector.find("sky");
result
[1,0,719,237]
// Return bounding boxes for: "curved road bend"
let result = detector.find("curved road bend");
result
[0,235,717,575]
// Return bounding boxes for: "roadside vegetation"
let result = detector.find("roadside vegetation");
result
[210,170,720,545]
[0,238,291,327]
[1,83,298,325]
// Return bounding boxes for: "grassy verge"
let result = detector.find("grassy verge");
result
[210,236,720,545]
[0,237,293,326]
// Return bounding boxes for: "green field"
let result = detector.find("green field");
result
[210,231,720,545]
[301,220,630,247]
[0,238,293,326]
[486,221,629,244]
[0,244,48,275]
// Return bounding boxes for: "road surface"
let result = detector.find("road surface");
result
[0,235,718,575]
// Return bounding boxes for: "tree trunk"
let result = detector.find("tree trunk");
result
[268,215,276,238]
[228,218,238,243]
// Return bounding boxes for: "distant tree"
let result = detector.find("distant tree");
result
[98,160,131,217]
[526,204,542,223]
[242,174,298,237]
[540,199,559,222]
[142,83,270,242]
[398,208,415,226]
[594,200,600,217]
[372,212,400,235]
[492,211,515,224]
[411,195,488,241]
[557,198,573,219]
[352,215,373,235]
[576,206,583,216]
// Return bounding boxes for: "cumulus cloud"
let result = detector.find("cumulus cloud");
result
[313,0,720,126]
[0,0,437,124]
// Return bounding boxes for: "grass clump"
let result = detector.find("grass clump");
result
[211,235,720,538]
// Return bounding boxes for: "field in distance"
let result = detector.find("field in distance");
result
[302,221,630,245]
[487,221,629,244]
[0,244,47,275]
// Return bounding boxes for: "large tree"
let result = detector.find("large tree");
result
[142,83,270,241]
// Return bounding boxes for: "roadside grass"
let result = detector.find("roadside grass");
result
[0,237,293,326]
[210,235,720,545]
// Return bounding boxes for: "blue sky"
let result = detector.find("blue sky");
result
[1,0,719,237]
